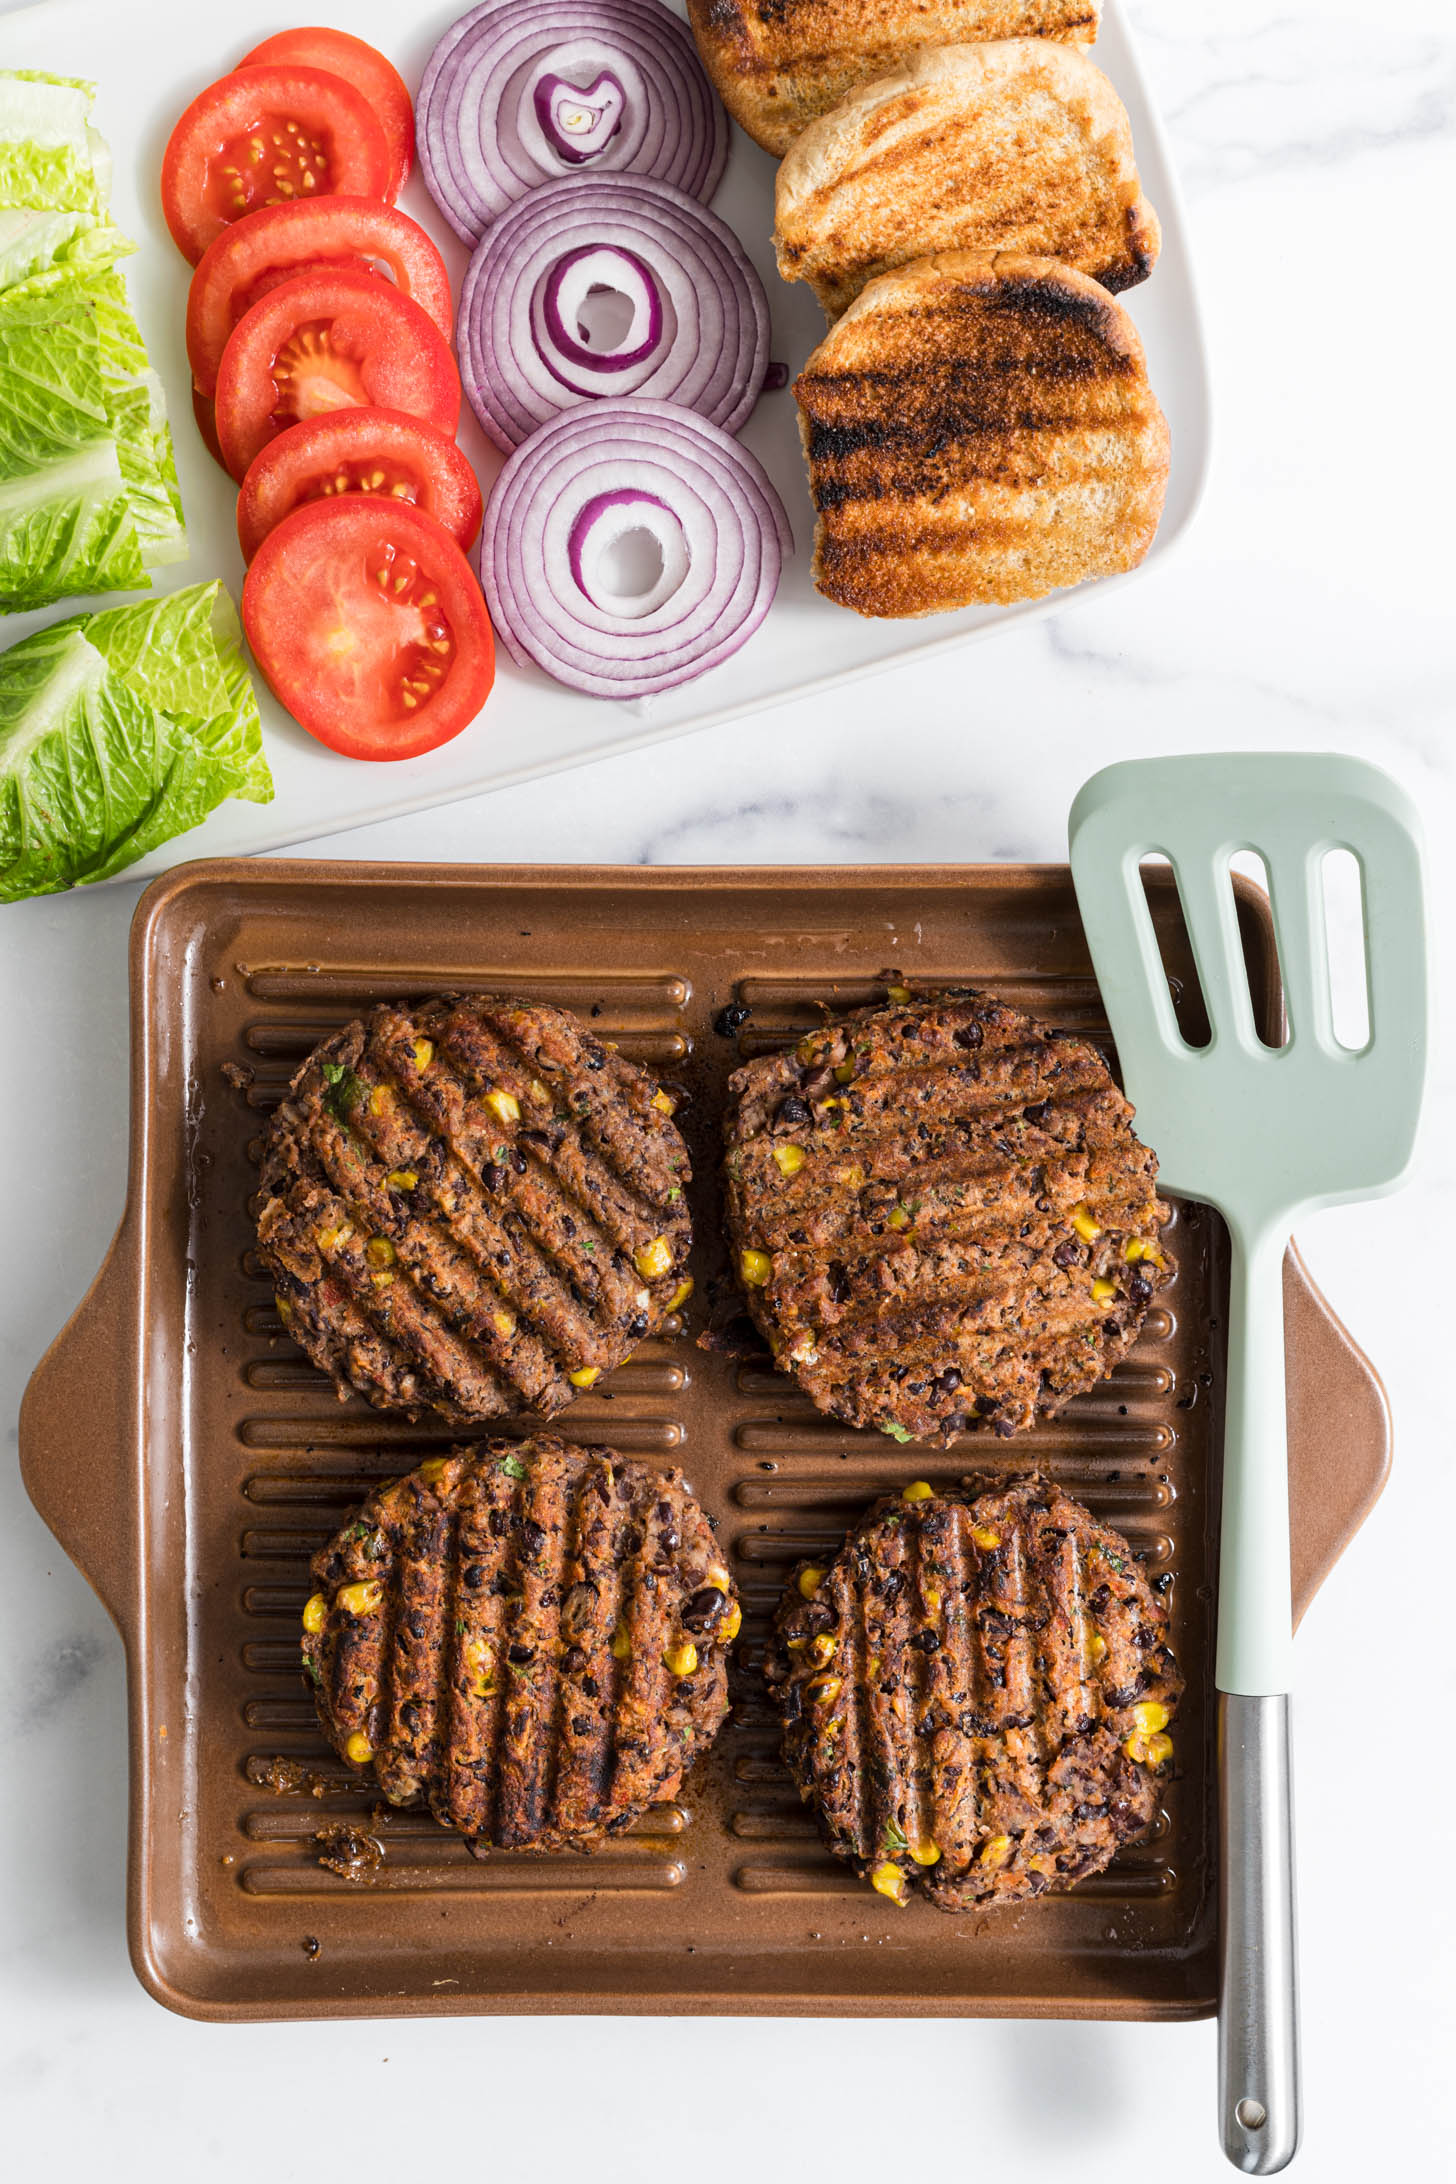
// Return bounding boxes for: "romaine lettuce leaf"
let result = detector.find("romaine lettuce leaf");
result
[0,72,187,604]
[0,279,146,606]
[0,71,102,214]
[0,206,130,298]
[0,582,273,902]
[87,583,271,806]
[93,268,187,570]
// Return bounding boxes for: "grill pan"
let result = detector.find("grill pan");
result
[19,860,1389,2022]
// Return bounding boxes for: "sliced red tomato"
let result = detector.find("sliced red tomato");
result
[242,499,494,761]
[239,27,415,197]
[161,64,392,264]
[192,385,226,469]
[215,268,460,481]
[237,408,483,561]
[187,198,452,397]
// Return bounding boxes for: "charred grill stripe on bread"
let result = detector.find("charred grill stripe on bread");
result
[723,989,1171,1443]
[687,0,1102,158]
[306,1441,737,1852]
[258,996,692,1425]
[774,41,1160,318]
[795,253,1170,617]
[766,1482,1181,1906]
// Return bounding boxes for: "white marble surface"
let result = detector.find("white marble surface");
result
[2,1,1454,2176]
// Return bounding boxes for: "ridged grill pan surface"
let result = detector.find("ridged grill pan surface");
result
[18,861,1391,2021]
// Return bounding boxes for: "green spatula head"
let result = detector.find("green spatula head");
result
[1071,751,1430,1698]
[1068,753,1429,1243]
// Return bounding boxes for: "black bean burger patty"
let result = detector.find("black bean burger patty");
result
[304,1437,740,1852]
[722,987,1172,1444]
[257,994,692,1425]
[765,1478,1181,1908]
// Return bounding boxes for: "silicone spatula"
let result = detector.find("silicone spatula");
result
[1068,755,1429,2175]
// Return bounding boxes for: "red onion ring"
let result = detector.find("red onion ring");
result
[538,246,662,375]
[482,397,793,697]
[533,71,624,163]
[459,174,769,450]
[418,0,727,242]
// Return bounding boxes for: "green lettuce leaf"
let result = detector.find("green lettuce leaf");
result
[0,279,145,607]
[0,71,102,214]
[0,206,131,298]
[0,582,273,902]
[0,75,186,605]
[88,582,271,807]
[92,268,187,570]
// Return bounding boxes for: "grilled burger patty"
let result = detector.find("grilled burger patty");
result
[304,1438,740,1852]
[722,987,1172,1444]
[765,1479,1181,1907]
[258,994,692,1425]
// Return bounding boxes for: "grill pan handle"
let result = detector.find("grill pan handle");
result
[19,1209,142,1634]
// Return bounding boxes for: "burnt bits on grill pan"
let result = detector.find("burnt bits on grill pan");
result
[721,987,1172,1444]
[304,1438,741,1852]
[257,995,692,1425]
[765,1478,1181,1908]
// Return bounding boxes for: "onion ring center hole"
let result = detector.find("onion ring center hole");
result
[569,491,689,621]
[600,526,662,595]
[576,284,637,352]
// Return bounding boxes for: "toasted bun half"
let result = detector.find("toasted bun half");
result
[687,0,1101,157]
[776,40,1159,316]
[795,251,1170,616]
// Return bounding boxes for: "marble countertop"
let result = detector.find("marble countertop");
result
[2,1,1452,2176]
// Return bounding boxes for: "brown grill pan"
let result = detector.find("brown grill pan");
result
[19,860,1390,2023]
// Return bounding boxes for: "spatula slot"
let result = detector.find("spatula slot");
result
[1230,852,1287,1051]
[1319,847,1371,1052]
[1137,855,1211,1050]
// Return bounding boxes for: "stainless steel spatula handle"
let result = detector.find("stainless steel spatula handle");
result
[1220,1693,1299,2174]
[1215,1222,1300,2173]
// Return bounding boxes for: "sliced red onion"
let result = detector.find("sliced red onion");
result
[418,0,727,243]
[459,173,769,450]
[538,245,661,374]
[569,489,687,616]
[482,397,793,698]
[534,71,624,163]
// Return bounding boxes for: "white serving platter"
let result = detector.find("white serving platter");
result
[0,0,1209,872]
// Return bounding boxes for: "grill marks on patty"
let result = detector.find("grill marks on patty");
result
[766,1481,1181,1907]
[307,1441,736,1852]
[257,996,691,1425]
[722,989,1171,1443]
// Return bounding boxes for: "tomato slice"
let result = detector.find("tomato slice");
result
[239,27,415,197]
[187,198,452,397]
[215,268,461,481]
[161,64,392,263]
[242,499,495,761]
[192,385,226,469]
[237,407,483,561]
